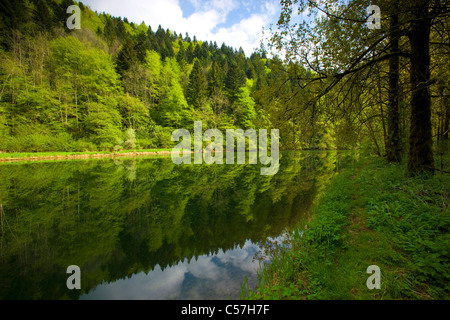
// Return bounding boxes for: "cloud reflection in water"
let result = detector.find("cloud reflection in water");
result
[81,240,262,300]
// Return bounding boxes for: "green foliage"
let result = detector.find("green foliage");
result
[116,93,150,134]
[150,125,174,148]
[122,127,137,149]
[5,0,444,157]
[243,155,449,300]
[208,61,224,95]
[225,63,246,102]
[186,58,207,109]
[0,1,278,153]
[233,83,257,129]
[83,101,122,149]
[116,37,138,75]
[363,161,450,298]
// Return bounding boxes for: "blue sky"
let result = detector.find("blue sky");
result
[81,0,281,55]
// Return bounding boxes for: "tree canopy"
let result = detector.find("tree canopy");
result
[0,0,448,175]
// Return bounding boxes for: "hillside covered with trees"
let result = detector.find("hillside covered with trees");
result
[0,0,276,153]
[0,0,448,176]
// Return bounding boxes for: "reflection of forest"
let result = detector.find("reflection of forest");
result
[0,151,357,299]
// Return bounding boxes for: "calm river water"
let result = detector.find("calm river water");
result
[0,151,358,299]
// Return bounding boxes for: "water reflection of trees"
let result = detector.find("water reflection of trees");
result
[0,151,358,299]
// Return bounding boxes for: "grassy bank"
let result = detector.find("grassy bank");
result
[0,149,173,161]
[242,156,449,300]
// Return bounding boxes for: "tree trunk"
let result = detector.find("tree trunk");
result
[407,1,434,175]
[75,72,78,129]
[442,89,449,141]
[386,3,402,162]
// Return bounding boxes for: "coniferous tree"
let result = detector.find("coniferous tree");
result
[147,25,153,37]
[186,42,194,64]
[186,58,207,109]
[184,32,191,42]
[208,61,224,96]
[176,40,186,63]
[225,63,246,103]
[33,0,54,32]
[163,37,174,59]
[135,32,151,62]
[56,0,74,27]
[194,44,203,61]
[103,17,116,47]
[0,0,28,47]
[208,61,228,114]
[116,37,138,75]
[115,19,126,41]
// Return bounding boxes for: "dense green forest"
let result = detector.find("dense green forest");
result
[0,0,274,153]
[0,0,448,176]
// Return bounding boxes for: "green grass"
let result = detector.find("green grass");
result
[114,148,172,153]
[241,155,449,300]
[0,149,173,159]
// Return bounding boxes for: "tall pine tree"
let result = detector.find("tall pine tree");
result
[225,63,246,103]
[116,37,138,76]
[186,58,207,109]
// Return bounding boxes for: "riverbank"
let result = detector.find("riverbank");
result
[0,149,173,162]
[242,155,449,300]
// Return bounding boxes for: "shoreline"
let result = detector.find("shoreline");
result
[0,151,174,163]
[241,156,449,300]
[0,149,355,163]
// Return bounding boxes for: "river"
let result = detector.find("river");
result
[0,151,358,299]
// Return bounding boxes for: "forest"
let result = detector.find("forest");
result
[0,0,448,301]
[0,0,274,154]
[0,0,447,176]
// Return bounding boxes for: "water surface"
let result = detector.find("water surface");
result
[0,151,357,299]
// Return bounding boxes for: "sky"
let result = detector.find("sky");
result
[81,0,282,56]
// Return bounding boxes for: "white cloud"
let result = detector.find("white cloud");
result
[203,1,279,54]
[80,264,187,300]
[82,0,280,55]
[215,240,261,273]
[80,239,266,300]
[209,0,239,13]
[187,0,238,12]
[186,255,221,279]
